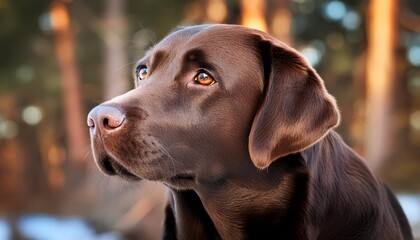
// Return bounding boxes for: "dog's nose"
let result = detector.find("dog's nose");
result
[87,105,125,134]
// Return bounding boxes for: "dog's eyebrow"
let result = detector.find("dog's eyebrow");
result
[181,48,216,72]
[150,50,169,71]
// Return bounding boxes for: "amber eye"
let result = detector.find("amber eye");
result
[194,72,215,86]
[137,67,148,81]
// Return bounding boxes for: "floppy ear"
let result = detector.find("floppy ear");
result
[249,36,340,169]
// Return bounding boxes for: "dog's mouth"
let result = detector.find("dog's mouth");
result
[169,173,195,181]
[96,154,141,181]
[164,173,196,188]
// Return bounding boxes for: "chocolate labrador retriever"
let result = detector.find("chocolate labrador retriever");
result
[87,24,413,239]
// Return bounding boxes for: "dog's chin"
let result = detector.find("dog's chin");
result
[95,154,142,181]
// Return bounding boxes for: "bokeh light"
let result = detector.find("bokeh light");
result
[408,74,420,97]
[206,0,227,23]
[16,65,34,83]
[0,220,10,240]
[39,13,54,33]
[0,119,19,139]
[407,46,420,66]
[300,43,323,67]
[296,0,315,14]
[410,111,420,130]
[22,106,43,125]
[342,11,360,30]
[323,1,347,21]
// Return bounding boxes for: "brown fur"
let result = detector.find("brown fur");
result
[88,24,412,240]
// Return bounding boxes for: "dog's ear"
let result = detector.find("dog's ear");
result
[249,35,340,169]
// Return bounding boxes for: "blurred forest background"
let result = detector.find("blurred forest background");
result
[0,0,420,239]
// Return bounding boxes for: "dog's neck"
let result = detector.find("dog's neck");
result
[169,131,378,239]
[170,145,312,239]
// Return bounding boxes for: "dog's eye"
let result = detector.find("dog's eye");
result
[137,67,148,81]
[194,72,215,86]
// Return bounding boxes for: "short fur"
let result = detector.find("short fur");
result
[88,24,412,240]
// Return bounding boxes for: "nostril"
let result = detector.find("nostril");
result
[87,117,95,128]
[102,114,125,129]
[103,118,109,127]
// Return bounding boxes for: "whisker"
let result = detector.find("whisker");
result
[82,148,92,162]
[137,22,157,46]
[159,145,178,174]
[113,60,139,72]
[89,99,103,104]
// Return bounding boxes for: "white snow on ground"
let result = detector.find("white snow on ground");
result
[397,194,420,239]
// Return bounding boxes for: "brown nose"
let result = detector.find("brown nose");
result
[87,105,125,135]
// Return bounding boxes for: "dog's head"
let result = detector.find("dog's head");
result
[88,24,339,188]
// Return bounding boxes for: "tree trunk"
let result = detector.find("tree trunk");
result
[270,0,293,46]
[240,0,267,32]
[51,1,87,164]
[365,0,398,170]
[103,0,129,100]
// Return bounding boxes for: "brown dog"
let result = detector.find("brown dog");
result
[87,24,413,239]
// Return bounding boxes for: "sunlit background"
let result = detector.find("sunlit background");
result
[0,0,420,239]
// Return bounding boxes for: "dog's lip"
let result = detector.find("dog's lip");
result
[164,173,196,185]
[169,173,195,181]
[97,154,141,181]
